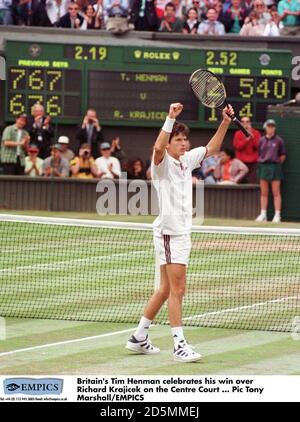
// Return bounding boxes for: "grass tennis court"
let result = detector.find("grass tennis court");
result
[1,320,300,375]
[0,211,300,375]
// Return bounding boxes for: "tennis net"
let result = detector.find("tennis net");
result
[0,214,299,332]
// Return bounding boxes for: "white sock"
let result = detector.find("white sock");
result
[275,210,281,216]
[260,209,267,217]
[134,316,152,341]
[171,326,186,348]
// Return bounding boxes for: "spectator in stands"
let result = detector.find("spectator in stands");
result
[183,7,200,33]
[278,0,300,35]
[95,142,121,179]
[159,2,184,32]
[256,119,286,223]
[202,0,218,15]
[76,0,89,11]
[197,7,225,34]
[70,143,98,178]
[252,0,271,24]
[104,0,130,34]
[27,103,54,159]
[129,0,158,31]
[214,148,248,184]
[155,0,168,19]
[201,154,218,184]
[57,1,84,28]
[110,136,126,169]
[263,5,283,35]
[45,0,69,26]
[24,144,44,177]
[0,114,30,175]
[43,143,70,177]
[240,10,264,35]
[0,0,13,25]
[214,0,227,24]
[127,158,146,179]
[189,0,206,20]
[81,4,101,28]
[243,0,253,12]
[172,0,185,19]
[14,0,46,26]
[58,135,75,162]
[76,109,104,159]
[93,0,106,28]
[232,116,260,183]
[222,0,248,33]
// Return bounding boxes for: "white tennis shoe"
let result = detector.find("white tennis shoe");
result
[255,213,267,222]
[173,340,202,363]
[126,335,160,355]
[272,214,281,223]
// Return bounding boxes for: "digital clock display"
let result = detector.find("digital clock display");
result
[5,42,292,127]
[64,45,108,61]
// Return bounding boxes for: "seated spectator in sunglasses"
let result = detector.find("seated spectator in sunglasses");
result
[95,142,121,179]
[239,10,264,36]
[57,1,84,28]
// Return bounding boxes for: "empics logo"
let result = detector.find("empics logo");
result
[4,378,63,396]
[6,383,20,392]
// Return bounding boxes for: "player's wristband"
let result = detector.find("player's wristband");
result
[162,117,175,133]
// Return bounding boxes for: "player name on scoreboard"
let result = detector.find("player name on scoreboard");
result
[5,42,292,128]
[88,71,198,122]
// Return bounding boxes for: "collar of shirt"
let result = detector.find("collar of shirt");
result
[264,134,276,141]
[168,154,188,171]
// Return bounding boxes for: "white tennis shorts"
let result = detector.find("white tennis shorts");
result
[154,234,191,266]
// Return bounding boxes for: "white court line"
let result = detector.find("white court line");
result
[183,295,299,321]
[0,250,148,274]
[0,327,136,357]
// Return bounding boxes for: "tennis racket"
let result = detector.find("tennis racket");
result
[189,69,251,137]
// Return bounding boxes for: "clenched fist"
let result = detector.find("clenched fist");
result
[168,103,183,119]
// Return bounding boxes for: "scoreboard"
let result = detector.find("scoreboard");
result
[5,41,292,128]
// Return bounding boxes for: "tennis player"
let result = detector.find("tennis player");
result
[126,102,234,362]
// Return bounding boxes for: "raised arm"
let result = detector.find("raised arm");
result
[153,103,183,165]
[206,105,234,157]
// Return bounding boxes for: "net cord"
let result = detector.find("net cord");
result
[1,214,300,237]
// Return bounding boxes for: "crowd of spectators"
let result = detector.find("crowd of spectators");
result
[0,0,299,35]
[0,103,285,187]
[0,106,131,179]
[0,104,287,221]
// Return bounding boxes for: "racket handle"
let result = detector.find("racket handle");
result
[227,114,252,138]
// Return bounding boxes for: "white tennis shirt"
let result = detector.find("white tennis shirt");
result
[151,147,207,236]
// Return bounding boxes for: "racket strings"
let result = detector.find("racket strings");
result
[190,71,225,108]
